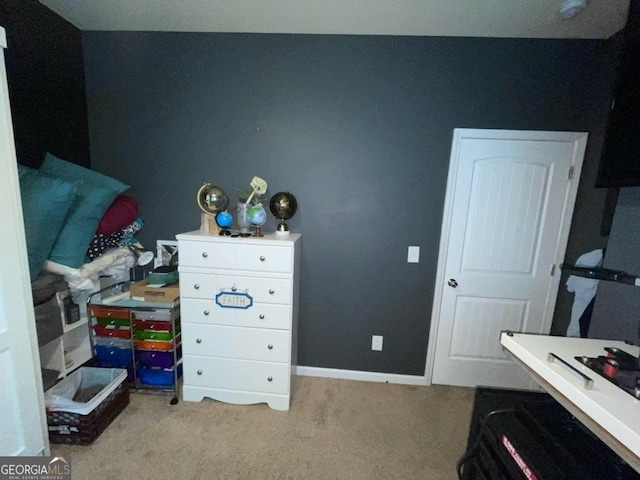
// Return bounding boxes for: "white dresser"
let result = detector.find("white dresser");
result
[176,230,301,411]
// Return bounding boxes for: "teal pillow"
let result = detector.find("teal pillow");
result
[17,165,78,279]
[40,153,128,194]
[40,153,129,268]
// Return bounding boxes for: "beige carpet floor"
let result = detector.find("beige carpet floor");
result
[50,376,475,480]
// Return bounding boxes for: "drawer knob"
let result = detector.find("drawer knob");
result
[196,338,202,344]
[267,376,273,382]
[260,256,266,262]
[268,344,273,350]
[259,314,265,320]
[197,369,203,375]
[194,284,200,290]
[204,310,210,316]
[202,252,208,258]
[269,289,275,295]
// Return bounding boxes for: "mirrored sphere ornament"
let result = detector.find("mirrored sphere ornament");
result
[196,183,229,215]
[197,183,230,234]
[269,192,298,236]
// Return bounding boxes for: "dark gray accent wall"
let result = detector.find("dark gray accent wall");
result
[1,0,90,168]
[83,32,615,376]
[589,187,640,344]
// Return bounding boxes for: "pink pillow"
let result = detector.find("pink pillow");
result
[97,195,138,236]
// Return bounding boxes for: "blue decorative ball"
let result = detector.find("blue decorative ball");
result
[215,211,233,228]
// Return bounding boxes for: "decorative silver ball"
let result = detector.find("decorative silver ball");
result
[196,183,229,215]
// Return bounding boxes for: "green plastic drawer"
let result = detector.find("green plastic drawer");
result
[134,330,173,341]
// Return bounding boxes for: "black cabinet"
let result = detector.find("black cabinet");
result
[597,1,640,188]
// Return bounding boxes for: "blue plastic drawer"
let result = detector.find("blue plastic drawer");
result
[94,345,133,367]
[136,364,183,387]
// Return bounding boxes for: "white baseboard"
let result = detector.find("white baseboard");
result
[295,366,429,386]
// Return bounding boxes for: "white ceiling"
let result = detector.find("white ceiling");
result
[39,0,630,39]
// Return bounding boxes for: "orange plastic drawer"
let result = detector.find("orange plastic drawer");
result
[134,338,174,351]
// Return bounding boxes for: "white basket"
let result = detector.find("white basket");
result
[45,367,127,415]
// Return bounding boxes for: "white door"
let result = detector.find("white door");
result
[0,26,49,456]
[427,129,587,388]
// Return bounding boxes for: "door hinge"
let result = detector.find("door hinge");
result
[568,166,575,180]
[551,264,556,276]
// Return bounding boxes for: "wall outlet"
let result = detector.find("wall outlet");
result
[407,246,420,263]
[372,335,383,351]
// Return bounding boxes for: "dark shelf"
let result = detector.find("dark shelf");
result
[561,265,639,285]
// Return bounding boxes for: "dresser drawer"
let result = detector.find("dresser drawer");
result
[179,240,235,269]
[235,244,292,273]
[179,240,292,274]
[180,273,292,304]
[183,355,289,394]
[181,298,291,330]
[182,324,290,363]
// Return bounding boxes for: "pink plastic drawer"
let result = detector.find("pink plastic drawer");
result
[91,306,129,320]
[93,324,131,339]
[133,318,179,332]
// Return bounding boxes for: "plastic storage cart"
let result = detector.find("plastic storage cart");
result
[87,282,182,404]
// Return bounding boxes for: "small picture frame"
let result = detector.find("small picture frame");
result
[155,240,178,269]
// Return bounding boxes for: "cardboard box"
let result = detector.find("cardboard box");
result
[130,280,180,303]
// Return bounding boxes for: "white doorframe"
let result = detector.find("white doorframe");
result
[0,25,50,456]
[423,128,587,385]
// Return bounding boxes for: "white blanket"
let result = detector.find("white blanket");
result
[44,247,135,294]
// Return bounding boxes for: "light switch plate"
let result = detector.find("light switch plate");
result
[408,246,420,263]
[372,335,383,351]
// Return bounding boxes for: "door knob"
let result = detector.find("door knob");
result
[447,278,458,288]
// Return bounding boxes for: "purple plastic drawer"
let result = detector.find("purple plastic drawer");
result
[136,350,176,368]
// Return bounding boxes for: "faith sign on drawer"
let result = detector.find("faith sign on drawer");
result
[215,290,253,309]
